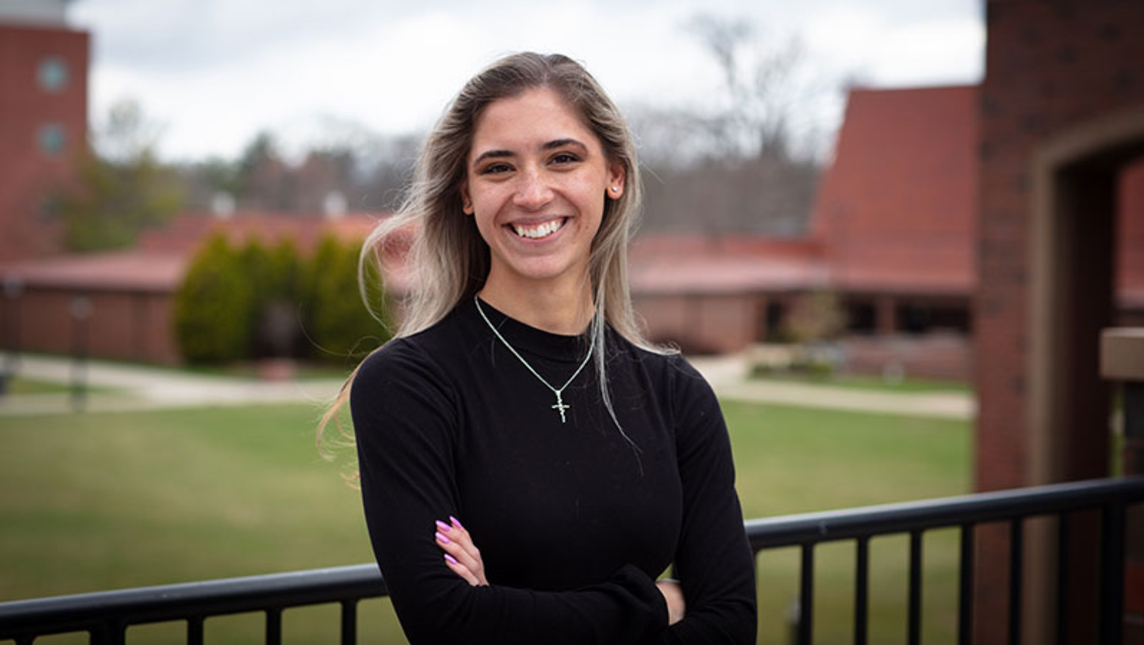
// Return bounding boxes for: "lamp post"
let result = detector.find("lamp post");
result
[0,276,24,397]
[70,295,93,412]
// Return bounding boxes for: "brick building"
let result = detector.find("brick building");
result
[631,82,1143,382]
[0,0,88,264]
[0,213,377,364]
[972,1,1144,642]
[4,79,1143,381]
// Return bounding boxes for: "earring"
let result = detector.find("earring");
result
[610,186,620,194]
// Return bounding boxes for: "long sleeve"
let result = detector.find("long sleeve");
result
[351,340,669,645]
[657,358,757,644]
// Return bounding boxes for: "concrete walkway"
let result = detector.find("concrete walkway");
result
[0,355,344,416]
[689,354,975,421]
[0,353,975,420]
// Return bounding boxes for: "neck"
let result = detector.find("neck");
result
[478,270,595,336]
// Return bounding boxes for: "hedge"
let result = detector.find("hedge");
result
[174,231,389,364]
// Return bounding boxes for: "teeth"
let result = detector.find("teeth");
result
[512,219,564,239]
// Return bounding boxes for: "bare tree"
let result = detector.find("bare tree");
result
[58,99,183,251]
[631,14,830,238]
[685,14,824,162]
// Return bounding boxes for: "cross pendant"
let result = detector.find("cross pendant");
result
[552,391,570,423]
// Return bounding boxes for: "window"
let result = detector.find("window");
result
[37,57,69,92]
[845,301,877,333]
[895,303,972,334]
[38,124,66,155]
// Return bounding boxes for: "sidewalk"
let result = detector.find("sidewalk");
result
[0,353,975,420]
[0,355,344,416]
[689,354,975,421]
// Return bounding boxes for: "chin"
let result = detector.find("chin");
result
[506,256,583,283]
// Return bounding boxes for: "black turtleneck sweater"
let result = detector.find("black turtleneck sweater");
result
[350,298,756,644]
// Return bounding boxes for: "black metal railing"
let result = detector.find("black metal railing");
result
[0,564,386,645]
[746,476,1144,645]
[2,477,1142,645]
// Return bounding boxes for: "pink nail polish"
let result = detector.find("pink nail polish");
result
[436,520,451,532]
[450,515,463,529]
[435,531,450,544]
[445,553,459,565]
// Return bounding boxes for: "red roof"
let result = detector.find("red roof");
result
[0,250,184,292]
[809,85,979,295]
[138,212,379,254]
[0,212,382,292]
[629,235,826,295]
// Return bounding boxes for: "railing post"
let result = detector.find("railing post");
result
[1099,502,1126,645]
[798,543,814,645]
[265,608,282,645]
[854,537,868,645]
[90,621,125,645]
[1101,327,1144,643]
[1008,519,1023,645]
[908,530,922,645]
[187,616,204,645]
[340,600,357,645]
[1055,513,1070,645]
[958,523,974,645]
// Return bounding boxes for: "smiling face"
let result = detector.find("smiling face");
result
[462,87,624,299]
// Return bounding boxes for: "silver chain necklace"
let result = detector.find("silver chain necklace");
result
[474,295,596,423]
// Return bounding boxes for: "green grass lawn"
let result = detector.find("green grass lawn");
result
[0,400,970,645]
[721,401,971,645]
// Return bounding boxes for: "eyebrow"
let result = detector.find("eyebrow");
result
[472,138,589,166]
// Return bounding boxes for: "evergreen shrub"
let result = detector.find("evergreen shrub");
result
[174,232,254,362]
[174,231,388,364]
[303,234,390,362]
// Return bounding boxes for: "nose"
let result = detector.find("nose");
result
[512,167,554,211]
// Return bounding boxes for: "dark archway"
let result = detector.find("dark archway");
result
[1024,107,1144,644]
[1030,108,1144,485]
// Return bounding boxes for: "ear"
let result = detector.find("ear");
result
[606,163,625,200]
[461,181,474,215]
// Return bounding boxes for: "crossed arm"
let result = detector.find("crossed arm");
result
[433,514,687,624]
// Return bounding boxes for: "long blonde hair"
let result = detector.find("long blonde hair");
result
[320,52,670,463]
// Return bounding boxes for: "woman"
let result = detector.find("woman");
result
[332,52,756,644]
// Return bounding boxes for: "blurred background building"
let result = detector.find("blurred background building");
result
[0,0,87,263]
[1,2,1143,386]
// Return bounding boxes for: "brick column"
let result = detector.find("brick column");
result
[875,296,896,335]
[1102,328,1144,643]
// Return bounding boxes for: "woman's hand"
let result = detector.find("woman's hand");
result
[656,579,686,625]
[435,516,488,586]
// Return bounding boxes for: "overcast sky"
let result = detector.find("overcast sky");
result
[69,0,985,162]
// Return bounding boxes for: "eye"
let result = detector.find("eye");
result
[550,152,580,165]
[479,162,512,175]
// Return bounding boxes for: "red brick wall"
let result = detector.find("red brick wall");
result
[3,289,180,364]
[0,24,88,263]
[634,293,761,354]
[977,1,1144,642]
[978,0,1144,487]
[840,333,972,381]
[1119,161,1144,305]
